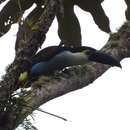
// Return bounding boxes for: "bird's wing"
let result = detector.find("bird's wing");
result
[32,46,58,65]
[69,46,96,53]
[31,46,96,65]
[32,46,71,64]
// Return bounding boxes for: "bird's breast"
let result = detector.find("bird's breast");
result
[50,51,88,66]
[30,51,88,77]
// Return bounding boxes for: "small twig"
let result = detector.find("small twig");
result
[21,103,68,121]
[37,108,68,121]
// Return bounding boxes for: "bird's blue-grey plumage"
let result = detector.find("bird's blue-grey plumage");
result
[30,50,88,78]
[31,46,96,65]
[28,46,121,80]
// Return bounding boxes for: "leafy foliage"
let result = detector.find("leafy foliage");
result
[0,0,7,4]
[0,0,35,36]
[125,0,130,20]
[0,0,111,46]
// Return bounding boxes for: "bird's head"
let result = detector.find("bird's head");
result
[82,49,121,68]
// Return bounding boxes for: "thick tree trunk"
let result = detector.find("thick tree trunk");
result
[0,0,59,129]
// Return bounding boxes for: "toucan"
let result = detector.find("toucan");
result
[19,46,121,83]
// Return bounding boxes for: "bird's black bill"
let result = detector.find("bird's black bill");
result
[89,51,122,68]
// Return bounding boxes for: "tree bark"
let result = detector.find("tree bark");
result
[0,0,59,129]
[17,22,130,129]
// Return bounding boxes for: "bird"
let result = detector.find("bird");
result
[18,45,121,83]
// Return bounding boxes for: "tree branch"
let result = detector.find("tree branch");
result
[0,0,60,129]
[17,22,130,127]
[0,0,58,100]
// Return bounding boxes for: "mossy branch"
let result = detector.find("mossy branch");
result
[17,22,130,128]
[0,0,59,130]
[0,0,58,99]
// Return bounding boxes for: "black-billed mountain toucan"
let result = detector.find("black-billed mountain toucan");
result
[19,46,121,82]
